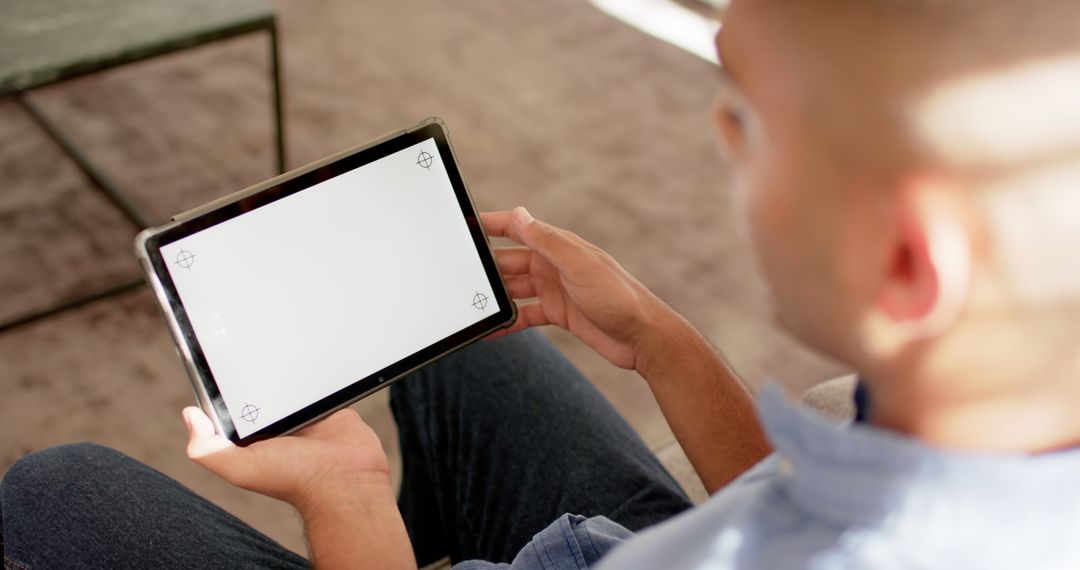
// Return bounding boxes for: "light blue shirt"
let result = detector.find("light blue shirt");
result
[459,384,1080,569]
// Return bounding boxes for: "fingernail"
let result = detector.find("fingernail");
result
[515,207,534,224]
[182,409,193,431]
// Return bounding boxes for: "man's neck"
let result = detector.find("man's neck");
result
[868,378,1080,454]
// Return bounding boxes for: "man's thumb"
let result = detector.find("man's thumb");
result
[184,407,234,460]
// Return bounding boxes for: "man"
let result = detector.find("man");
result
[4,0,1080,567]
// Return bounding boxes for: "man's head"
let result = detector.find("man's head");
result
[715,0,1080,448]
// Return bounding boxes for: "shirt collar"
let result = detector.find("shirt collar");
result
[757,382,1080,530]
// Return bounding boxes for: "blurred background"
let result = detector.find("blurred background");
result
[0,0,843,556]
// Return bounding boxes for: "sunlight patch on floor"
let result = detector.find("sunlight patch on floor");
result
[590,0,721,65]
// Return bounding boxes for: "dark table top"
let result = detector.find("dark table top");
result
[0,0,273,95]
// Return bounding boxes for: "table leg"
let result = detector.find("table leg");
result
[269,22,287,174]
[1,94,149,334]
[2,21,287,334]
[16,93,153,229]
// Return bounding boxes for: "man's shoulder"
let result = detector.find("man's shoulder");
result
[595,453,794,570]
[454,455,790,570]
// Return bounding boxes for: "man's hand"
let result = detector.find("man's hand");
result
[184,407,415,569]
[483,207,771,492]
[483,207,678,370]
[184,406,390,511]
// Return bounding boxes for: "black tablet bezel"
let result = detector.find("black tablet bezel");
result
[141,122,515,445]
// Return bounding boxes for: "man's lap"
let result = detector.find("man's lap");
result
[0,330,690,568]
[0,442,308,569]
[392,329,691,564]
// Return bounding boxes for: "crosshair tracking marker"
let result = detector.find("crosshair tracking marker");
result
[417,150,434,169]
[240,403,260,423]
[175,249,195,270]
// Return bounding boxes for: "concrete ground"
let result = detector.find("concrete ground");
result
[0,0,845,557]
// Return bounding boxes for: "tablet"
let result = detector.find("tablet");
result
[135,118,516,445]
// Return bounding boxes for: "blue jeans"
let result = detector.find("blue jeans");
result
[0,330,691,568]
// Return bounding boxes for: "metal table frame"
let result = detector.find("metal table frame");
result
[0,14,286,334]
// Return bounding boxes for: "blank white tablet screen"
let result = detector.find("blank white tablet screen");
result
[160,139,499,437]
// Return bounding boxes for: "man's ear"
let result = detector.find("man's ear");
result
[869,176,973,351]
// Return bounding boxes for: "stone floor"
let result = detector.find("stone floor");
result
[0,0,845,556]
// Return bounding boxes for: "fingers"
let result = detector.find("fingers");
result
[510,208,591,278]
[485,209,594,274]
[495,303,550,336]
[494,247,532,275]
[480,211,524,242]
[504,274,536,299]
